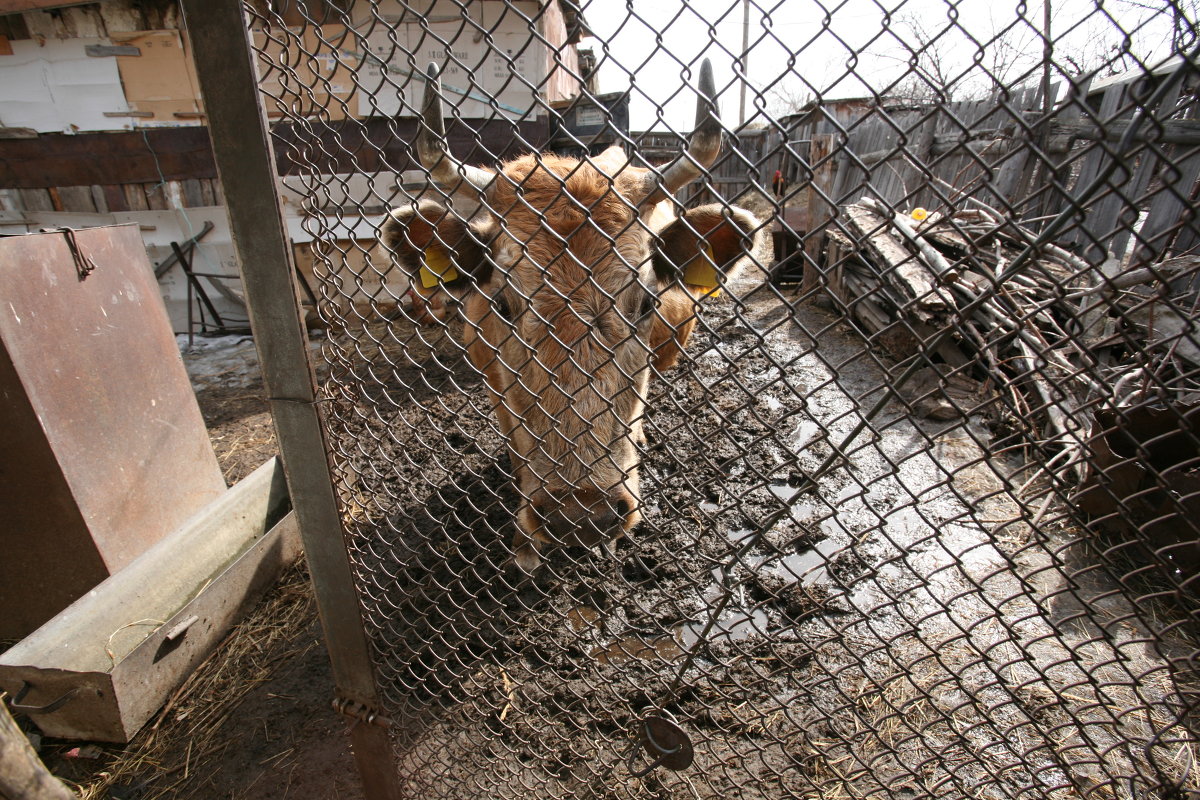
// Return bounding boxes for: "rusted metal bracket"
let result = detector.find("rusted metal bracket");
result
[38,227,97,280]
[332,696,393,729]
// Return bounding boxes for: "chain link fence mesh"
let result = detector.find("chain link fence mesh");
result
[244,1,1199,796]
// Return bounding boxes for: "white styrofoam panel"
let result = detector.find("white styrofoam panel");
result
[0,39,131,133]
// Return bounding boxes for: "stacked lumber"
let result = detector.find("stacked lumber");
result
[824,199,1200,496]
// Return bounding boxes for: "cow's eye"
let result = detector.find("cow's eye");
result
[494,293,513,321]
[638,291,657,320]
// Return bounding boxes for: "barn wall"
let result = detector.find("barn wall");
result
[0,0,579,330]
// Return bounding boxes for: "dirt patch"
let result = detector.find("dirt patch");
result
[182,335,279,486]
[195,383,275,486]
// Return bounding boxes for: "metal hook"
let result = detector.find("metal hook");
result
[8,681,79,715]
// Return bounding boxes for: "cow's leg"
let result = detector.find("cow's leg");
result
[513,504,544,573]
[648,289,700,372]
[492,403,543,573]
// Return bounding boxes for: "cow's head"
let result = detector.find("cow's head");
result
[382,61,766,571]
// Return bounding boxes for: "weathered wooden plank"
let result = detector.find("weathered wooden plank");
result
[181,177,205,207]
[1009,86,1051,216]
[55,185,96,212]
[143,181,169,210]
[867,120,902,203]
[1135,144,1200,264]
[906,112,939,209]
[17,188,53,212]
[1105,128,1179,261]
[1061,82,1128,249]
[199,177,217,206]
[89,184,108,213]
[0,118,551,190]
[0,128,216,189]
[123,183,150,211]
[0,698,74,800]
[1088,81,1183,263]
[101,184,128,213]
[0,1,93,13]
[959,96,1005,207]
[1053,117,1200,146]
[803,133,837,294]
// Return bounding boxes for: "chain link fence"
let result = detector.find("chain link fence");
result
[242,1,1199,796]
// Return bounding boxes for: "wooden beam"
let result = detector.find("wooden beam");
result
[180,3,404,797]
[0,118,551,190]
[802,133,836,295]
[0,128,217,189]
[0,699,73,800]
[0,0,93,12]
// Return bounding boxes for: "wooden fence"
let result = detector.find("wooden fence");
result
[690,64,1200,278]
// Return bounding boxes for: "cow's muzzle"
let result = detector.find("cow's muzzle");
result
[533,488,635,550]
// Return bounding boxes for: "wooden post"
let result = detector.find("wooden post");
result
[0,697,74,800]
[802,133,837,295]
[178,3,403,798]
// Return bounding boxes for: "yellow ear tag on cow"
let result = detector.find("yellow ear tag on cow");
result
[418,247,458,292]
[685,243,722,297]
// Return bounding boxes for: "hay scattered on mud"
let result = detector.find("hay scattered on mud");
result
[72,565,316,800]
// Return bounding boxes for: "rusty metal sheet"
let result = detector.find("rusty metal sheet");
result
[0,224,226,637]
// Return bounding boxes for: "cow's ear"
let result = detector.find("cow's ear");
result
[652,204,764,292]
[381,199,493,295]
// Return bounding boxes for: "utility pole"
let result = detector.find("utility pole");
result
[739,0,750,126]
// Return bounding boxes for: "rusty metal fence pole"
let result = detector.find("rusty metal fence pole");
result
[178,2,401,798]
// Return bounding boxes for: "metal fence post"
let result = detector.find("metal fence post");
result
[177,2,401,798]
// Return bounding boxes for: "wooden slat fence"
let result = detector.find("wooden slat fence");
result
[691,67,1200,277]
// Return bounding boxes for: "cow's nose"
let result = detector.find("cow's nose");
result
[535,490,633,549]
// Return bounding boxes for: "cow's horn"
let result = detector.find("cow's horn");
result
[639,59,722,204]
[417,62,495,193]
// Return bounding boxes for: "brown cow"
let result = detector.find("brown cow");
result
[382,60,767,571]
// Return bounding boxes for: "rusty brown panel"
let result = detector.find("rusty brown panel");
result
[0,341,107,637]
[0,225,226,638]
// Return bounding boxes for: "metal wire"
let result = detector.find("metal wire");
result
[241,1,1200,797]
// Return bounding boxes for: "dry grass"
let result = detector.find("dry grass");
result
[71,564,317,800]
[211,427,277,484]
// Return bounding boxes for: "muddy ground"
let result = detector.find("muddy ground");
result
[322,270,1199,799]
[33,271,1199,800]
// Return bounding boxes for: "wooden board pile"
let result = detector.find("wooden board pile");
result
[824,198,1200,508]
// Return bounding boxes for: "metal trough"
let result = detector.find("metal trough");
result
[0,457,301,743]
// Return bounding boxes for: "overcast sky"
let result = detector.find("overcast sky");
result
[573,0,1187,132]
